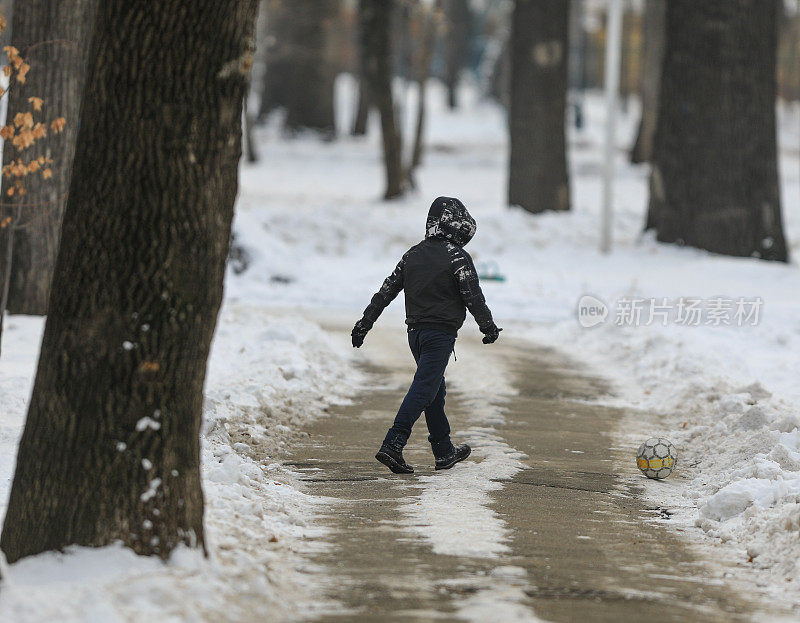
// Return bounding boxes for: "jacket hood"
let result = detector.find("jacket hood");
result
[425,196,476,247]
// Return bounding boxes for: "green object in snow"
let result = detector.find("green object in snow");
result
[476,260,506,282]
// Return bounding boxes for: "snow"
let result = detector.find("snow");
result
[0,72,799,618]
[232,77,800,609]
[0,306,357,620]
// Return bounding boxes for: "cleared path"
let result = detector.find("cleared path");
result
[287,329,774,622]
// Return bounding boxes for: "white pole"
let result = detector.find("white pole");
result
[601,0,623,254]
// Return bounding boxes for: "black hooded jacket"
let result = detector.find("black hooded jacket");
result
[360,197,495,337]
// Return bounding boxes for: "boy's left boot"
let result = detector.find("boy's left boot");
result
[376,445,414,474]
[435,443,471,470]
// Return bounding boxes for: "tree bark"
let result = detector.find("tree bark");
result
[0,0,258,563]
[647,0,788,262]
[630,0,665,164]
[508,0,570,214]
[360,0,404,200]
[0,0,97,318]
[442,0,470,109]
[258,0,337,138]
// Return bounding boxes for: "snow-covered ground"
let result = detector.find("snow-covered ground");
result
[0,308,358,620]
[233,76,800,609]
[1,73,800,620]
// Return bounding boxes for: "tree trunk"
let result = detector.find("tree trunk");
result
[408,3,437,179]
[283,1,337,138]
[360,0,404,200]
[352,78,370,136]
[243,97,258,163]
[0,0,258,563]
[630,0,665,164]
[646,0,788,262]
[442,0,470,109]
[508,0,570,214]
[0,0,97,318]
[259,0,337,137]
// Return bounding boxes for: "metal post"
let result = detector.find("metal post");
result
[601,0,623,254]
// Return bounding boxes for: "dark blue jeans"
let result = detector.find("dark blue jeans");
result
[382,328,456,459]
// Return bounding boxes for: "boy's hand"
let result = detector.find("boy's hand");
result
[481,324,502,344]
[351,318,372,348]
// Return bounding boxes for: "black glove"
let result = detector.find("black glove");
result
[351,318,373,348]
[481,324,502,344]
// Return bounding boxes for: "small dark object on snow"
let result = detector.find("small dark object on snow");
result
[228,235,251,274]
[375,445,414,474]
[270,275,293,284]
[435,443,471,470]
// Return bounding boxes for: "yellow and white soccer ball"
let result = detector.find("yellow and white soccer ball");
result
[636,438,677,479]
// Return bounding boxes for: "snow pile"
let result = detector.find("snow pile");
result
[0,303,357,620]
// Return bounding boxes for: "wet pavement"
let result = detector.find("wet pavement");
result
[287,334,773,622]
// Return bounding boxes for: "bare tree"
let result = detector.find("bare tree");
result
[508,0,570,213]
[407,2,438,181]
[0,0,258,563]
[360,0,404,199]
[630,0,665,164]
[647,0,787,261]
[442,0,470,109]
[258,0,337,138]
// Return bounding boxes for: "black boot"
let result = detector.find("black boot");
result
[375,445,414,474]
[435,443,471,470]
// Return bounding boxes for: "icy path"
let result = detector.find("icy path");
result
[286,324,781,622]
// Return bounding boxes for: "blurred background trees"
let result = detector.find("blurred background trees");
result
[1,0,799,344]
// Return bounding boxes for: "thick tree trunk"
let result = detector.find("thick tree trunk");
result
[0,0,97,318]
[630,0,665,164]
[442,0,470,109]
[508,0,570,213]
[0,0,258,563]
[259,0,336,137]
[283,1,337,138]
[647,0,788,262]
[360,0,404,200]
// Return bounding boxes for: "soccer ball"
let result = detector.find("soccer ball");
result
[636,438,677,479]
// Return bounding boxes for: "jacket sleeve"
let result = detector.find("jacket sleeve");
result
[361,256,405,325]
[449,246,495,331]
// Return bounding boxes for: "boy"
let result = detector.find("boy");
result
[351,197,501,474]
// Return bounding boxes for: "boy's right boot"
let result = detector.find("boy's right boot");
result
[435,443,471,470]
[375,444,414,474]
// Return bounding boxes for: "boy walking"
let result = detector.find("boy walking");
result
[351,197,501,474]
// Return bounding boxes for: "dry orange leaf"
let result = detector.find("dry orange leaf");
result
[6,186,13,196]
[32,123,46,139]
[2,64,11,78]
[3,45,18,61]
[28,96,43,111]
[17,63,29,83]
[50,117,66,133]
[0,125,13,140]
[42,168,52,179]
[139,361,160,373]
[12,112,24,128]
[0,216,11,228]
